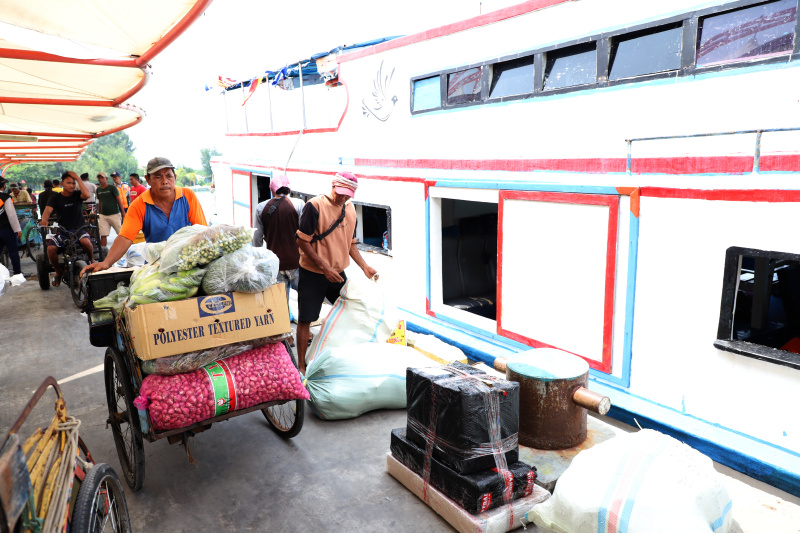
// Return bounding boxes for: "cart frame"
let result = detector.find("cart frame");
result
[100,305,304,491]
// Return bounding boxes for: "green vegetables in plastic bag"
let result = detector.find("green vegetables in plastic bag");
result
[158,224,252,273]
[201,245,279,295]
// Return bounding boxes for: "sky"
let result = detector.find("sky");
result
[126,0,519,169]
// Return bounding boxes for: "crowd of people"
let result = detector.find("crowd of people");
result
[4,161,379,373]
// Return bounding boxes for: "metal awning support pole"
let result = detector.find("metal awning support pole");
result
[299,61,306,130]
[267,77,274,132]
[626,139,632,175]
[223,90,229,132]
[753,130,762,172]
[243,86,249,132]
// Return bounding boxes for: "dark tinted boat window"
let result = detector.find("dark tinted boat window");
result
[489,56,534,98]
[610,25,683,80]
[697,0,797,66]
[413,76,441,111]
[544,43,596,90]
[447,67,482,105]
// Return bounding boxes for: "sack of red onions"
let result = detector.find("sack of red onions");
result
[137,342,309,431]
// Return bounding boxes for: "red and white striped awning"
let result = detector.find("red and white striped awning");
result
[0,0,214,171]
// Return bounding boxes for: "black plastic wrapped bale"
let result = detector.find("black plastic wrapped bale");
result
[406,364,519,474]
[390,428,535,514]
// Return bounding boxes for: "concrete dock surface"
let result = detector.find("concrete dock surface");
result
[2,255,800,532]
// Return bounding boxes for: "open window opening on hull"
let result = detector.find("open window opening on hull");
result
[716,247,800,370]
[440,199,498,320]
[291,191,392,255]
[255,175,271,204]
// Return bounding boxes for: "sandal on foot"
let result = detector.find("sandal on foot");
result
[52,275,61,287]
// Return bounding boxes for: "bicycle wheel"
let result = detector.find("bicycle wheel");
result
[72,260,89,310]
[71,463,132,533]
[36,251,50,290]
[104,347,145,491]
[262,340,304,438]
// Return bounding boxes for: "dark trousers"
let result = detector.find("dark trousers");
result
[0,228,21,274]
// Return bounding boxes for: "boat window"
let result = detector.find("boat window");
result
[543,42,597,91]
[413,76,441,111]
[715,247,800,369]
[609,24,683,80]
[440,199,498,320]
[354,201,391,254]
[697,0,797,67]
[447,67,483,105]
[489,56,534,98]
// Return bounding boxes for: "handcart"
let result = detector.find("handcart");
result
[86,273,304,492]
[0,377,131,533]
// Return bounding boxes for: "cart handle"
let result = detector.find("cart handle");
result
[0,377,63,450]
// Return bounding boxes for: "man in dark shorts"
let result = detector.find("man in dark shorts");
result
[39,171,93,287]
[295,172,378,374]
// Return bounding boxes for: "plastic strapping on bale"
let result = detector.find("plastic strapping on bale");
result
[418,366,516,526]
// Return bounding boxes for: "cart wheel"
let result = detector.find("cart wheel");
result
[262,340,304,438]
[71,463,132,533]
[72,260,89,310]
[36,252,50,290]
[104,347,145,491]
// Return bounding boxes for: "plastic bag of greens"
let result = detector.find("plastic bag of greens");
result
[139,332,292,375]
[90,282,131,323]
[127,262,206,308]
[201,245,279,295]
[158,224,252,273]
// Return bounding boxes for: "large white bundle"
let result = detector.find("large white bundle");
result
[304,342,436,420]
[306,277,398,363]
[529,429,733,533]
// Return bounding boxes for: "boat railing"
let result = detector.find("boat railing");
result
[625,126,800,174]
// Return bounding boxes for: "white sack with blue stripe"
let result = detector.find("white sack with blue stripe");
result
[528,429,733,533]
[304,342,438,420]
[307,277,399,364]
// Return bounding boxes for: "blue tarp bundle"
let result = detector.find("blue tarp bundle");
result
[226,35,402,91]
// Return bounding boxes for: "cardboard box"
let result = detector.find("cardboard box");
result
[125,283,290,360]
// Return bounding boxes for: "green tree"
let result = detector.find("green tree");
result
[200,147,221,178]
[2,131,138,189]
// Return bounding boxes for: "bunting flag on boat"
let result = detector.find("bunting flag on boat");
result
[272,65,288,86]
[216,75,237,88]
[242,74,262,106]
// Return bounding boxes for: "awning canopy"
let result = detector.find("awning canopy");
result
[0,0,214,171]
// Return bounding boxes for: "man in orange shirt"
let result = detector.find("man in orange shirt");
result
[111,172,129,209]
[82,157,206,276]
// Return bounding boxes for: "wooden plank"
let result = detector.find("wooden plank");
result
[386,453,549,533]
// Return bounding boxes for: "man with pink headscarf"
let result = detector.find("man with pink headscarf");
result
[295,171,378,373]
[253,173,305,302]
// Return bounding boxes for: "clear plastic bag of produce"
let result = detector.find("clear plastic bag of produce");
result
[139,332,292,375]
[146,241,166,263]
[137,342,310,431]
[127,262,205,308]
[201,245,279,295]
[90,282,131,323]
[158,224,252,273]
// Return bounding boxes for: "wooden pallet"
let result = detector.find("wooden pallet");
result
[386,453,550,533]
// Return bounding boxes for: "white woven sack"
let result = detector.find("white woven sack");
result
[307,277,398,362]
[529,429,733,533]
